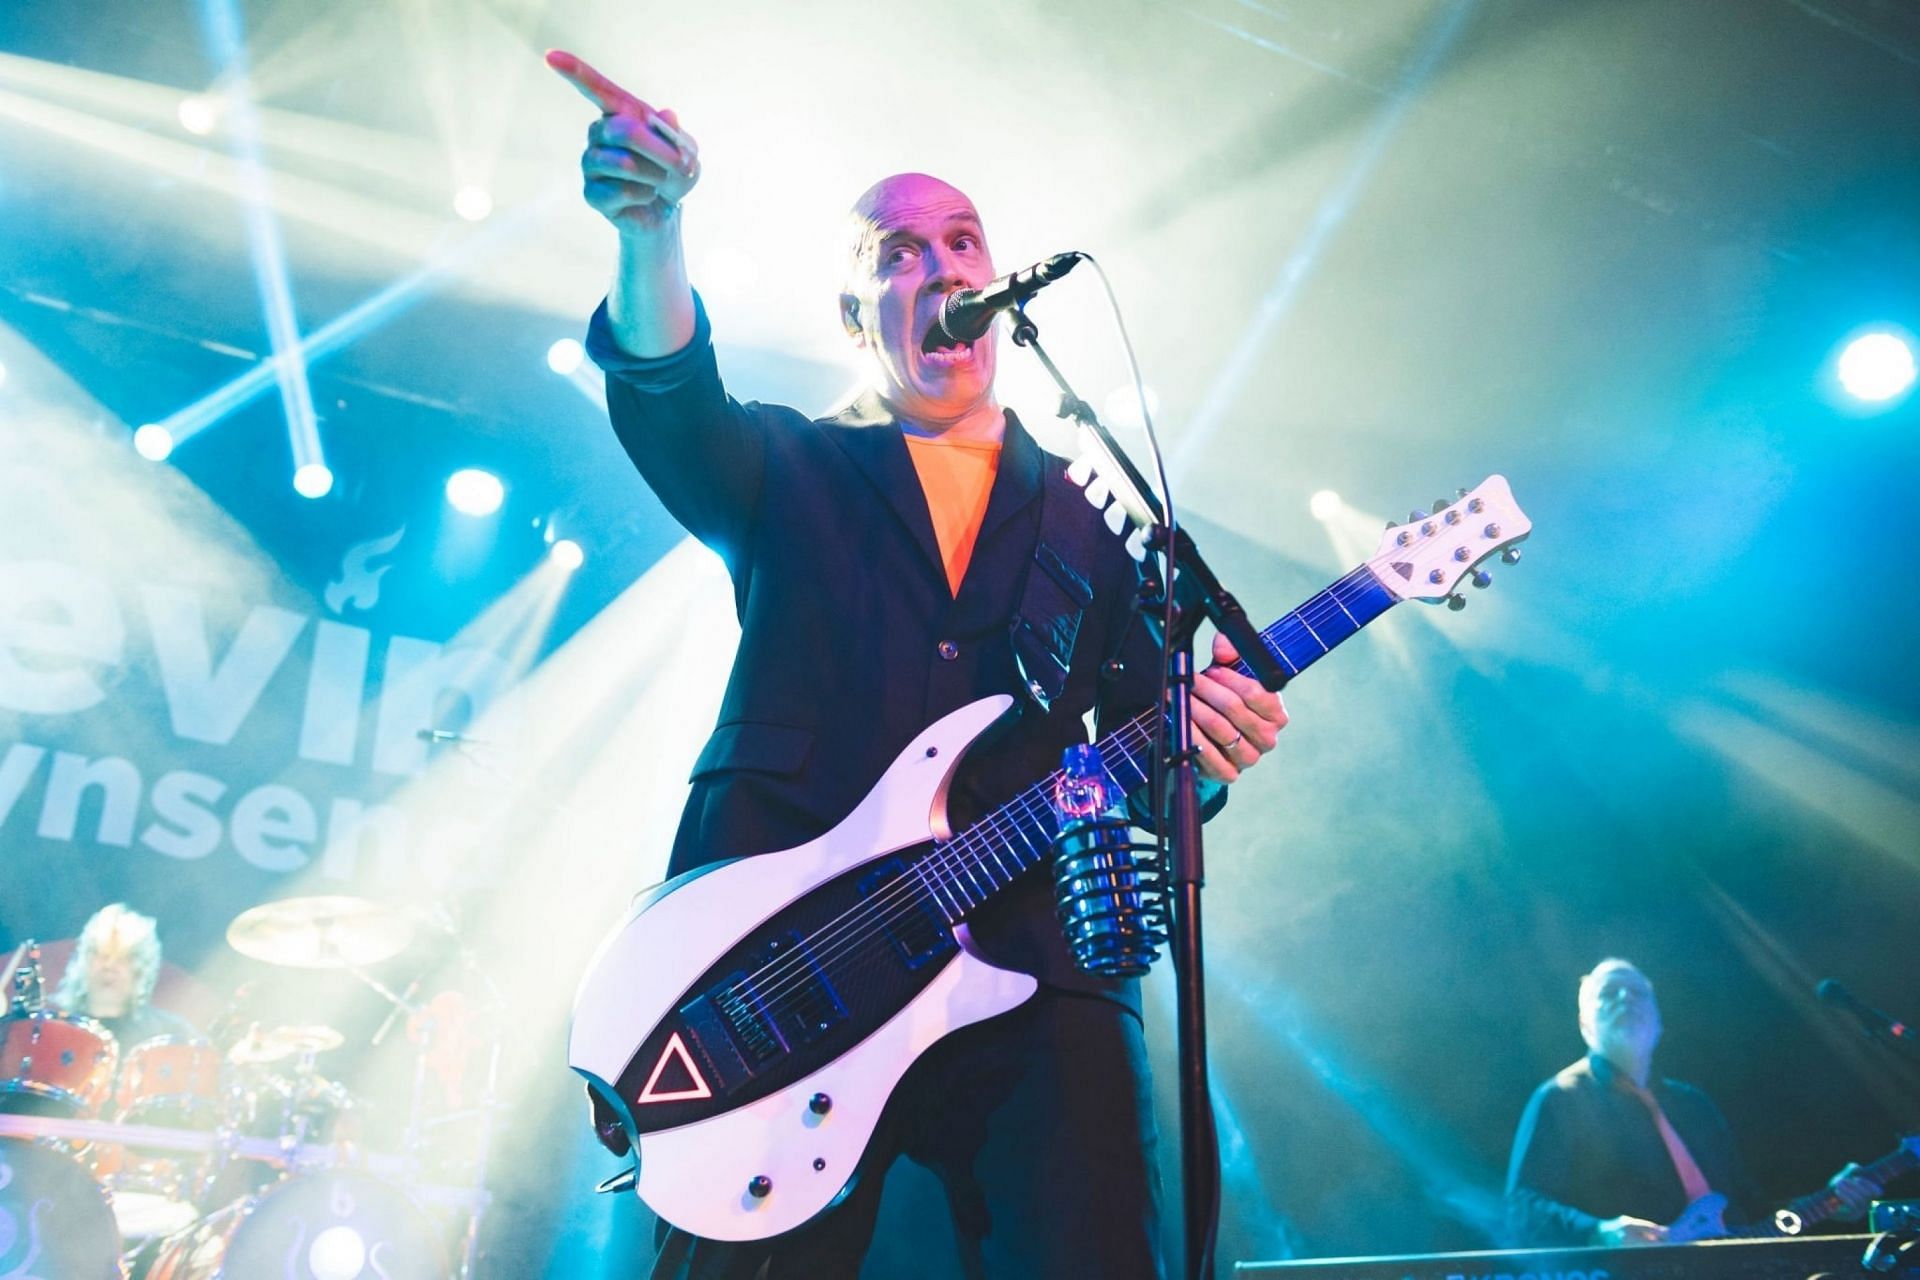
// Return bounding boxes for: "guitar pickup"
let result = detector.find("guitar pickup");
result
[858,858,955,971]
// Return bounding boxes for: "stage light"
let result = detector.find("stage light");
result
[453,185,493,222]
[293,462,333,498]
[307,1225,366,1280]
[1100,384,1160,433]
[1837,332,1916,404]
[1309,489,1343,520]
[547,338,584,375]
[550,538,584,570]
[177,95,219,136]
[446,467,504,516]
[133,424,174,460]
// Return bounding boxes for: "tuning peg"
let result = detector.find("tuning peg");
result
[1471,570,1492,589]
[1455,487,1469,500]
[1409,509,1428,523]
[1432,499,1451,516]
[1500,545,1522,565]
[1446,593,1467,611]
[1384,519,1400,530]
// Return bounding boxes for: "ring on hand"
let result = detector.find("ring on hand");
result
[1223,732,1245,751]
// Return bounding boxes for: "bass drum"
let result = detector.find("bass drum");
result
[0,1138,126,1279]
[145,1171,447,1279]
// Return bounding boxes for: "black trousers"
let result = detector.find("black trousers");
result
[647,989,1164,1280]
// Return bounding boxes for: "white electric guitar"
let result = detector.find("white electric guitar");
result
[570,476,1532,1241]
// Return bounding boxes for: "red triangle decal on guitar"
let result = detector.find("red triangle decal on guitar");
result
[636,1032,712,1104]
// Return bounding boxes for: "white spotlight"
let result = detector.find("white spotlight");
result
[293,462,334,498]
[550,538,584,571]
[547,338,585,375]
[1837,332,1916,404]
[1101,384,1162,433]
[446,467,505,516]
[133,424,174,461]
[178,95,220,136]
[307,1225,367,1280]
[1309,489,1344,521]
[453,185,494,222]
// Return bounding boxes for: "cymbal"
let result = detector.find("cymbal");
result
[226,895,415,970]
[227,1022,346,1065]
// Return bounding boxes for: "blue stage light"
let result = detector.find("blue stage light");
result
[547,338,585,375]
[446,467,505,516]
[550,539,584,571]
[1838,332,1916,404]
[133,424,174,460]
[293,462,333,498]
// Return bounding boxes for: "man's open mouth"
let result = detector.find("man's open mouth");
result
[920,324,974,365]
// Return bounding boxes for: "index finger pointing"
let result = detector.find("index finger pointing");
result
[545,49,648,116]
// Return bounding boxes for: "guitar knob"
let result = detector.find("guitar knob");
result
[809,1093,832,1116]
[748,1175,772,1199]
[1501,545,1523,565]
[1471,570,1492,589]
[1446,594,1467,612]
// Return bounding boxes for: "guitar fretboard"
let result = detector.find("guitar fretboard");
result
[908,564,1400,922]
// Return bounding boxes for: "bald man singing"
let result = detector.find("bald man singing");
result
[550,50,1287,1279]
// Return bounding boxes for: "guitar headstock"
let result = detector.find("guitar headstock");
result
[1368,475,1531,606]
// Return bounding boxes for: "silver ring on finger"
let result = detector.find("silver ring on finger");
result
[1223,732,1245,751]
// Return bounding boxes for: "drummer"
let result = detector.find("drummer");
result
[50,904,195,1044]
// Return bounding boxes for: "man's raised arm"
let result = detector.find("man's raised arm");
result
[547,49,700,358]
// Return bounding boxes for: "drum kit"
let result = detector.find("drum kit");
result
[0,895,499,1279]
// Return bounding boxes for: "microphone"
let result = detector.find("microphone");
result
[1817,979,1920,1054]
[935,251,1083,344]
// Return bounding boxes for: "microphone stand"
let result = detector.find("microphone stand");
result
[1008,305,1288,1280]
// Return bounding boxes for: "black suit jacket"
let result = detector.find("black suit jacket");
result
[588,296,1205,1001]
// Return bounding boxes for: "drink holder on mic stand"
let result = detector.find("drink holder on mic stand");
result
[1009,303,1289,1280]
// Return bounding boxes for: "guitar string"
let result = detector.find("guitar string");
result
[706,569,1393,1020]
[712,570,1391,1020]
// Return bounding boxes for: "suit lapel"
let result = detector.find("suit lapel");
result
[821,391,946,585]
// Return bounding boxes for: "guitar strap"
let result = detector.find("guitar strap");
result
[1008,481,1097,713]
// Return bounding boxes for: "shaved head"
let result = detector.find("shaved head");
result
[841,172,982,292]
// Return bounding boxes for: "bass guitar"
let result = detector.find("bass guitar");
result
[1667,1135,1917,1242]
[570,475,1532,1241]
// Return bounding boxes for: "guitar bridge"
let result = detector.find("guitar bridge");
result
[700,931,849,1069]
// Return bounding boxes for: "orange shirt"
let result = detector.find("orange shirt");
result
[903,434,1002,596]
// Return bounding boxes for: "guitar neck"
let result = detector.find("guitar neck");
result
[1762,1139,1920,1234]
[909,564,1401,922]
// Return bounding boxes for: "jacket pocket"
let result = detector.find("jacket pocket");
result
[688,720,815,782]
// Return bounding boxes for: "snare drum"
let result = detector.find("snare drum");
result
[145,1171,447,1279]
[0,1011,117,1119]
[0,1138,126,1278]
